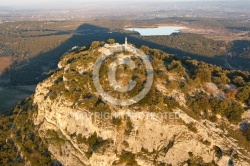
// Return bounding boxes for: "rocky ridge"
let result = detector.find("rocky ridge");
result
[30,43,250,165]
[2,42,250,166]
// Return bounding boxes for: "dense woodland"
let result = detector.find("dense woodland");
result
[0,18,250,86]
[0,98,54,165]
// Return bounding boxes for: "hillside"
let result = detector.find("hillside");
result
[0,41,250,165]
[227,40,250,70]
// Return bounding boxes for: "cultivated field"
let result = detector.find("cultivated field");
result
[0,57,12,73]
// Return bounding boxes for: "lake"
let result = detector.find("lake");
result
[125,26,186,36]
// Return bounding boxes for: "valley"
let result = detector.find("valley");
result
[0,19,249,115]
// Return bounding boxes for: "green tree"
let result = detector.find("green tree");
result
[233,76,245,86]
[91,41,100,49]
[107,38,115,44]
[167,60,186,76]
[187,93,210,114]
[236,85,250,103]
[119,150,137,165]
[210,98,229,114]
[224,101,244,122]
[140,45,150,55]
[213,73,230,85]
[195,67,211,83]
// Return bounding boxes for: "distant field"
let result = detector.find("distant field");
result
[0,21,82,72]
[0,57,12,73]
[0,85,36,115]
[0,19,249,88]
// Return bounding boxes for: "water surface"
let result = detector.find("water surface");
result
[126,26,186,36]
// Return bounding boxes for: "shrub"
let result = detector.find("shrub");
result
[94,100,110,113]
[187,122,198,133]
[124,117,133,135]
[212,69,230,82]
[213,73,230,85]
[236,85,250,103]
[224,101,244,123]
[209,98,228,115]
[232,76,245,86]
[166,80,180,90]
[213,146,223,159]
[209,115,218,122]
[119,151,137,165]
[164,97,179,111]
[210,98,244,122]
[195,67,211,83]
[107,38,115,44]
[112,117,122,126]
[167,60,186,76]
[85,132,105,158]
[49,92,57,100]
[91,41,100,49]
[76,134,86,144]
[186,93,210,114]
[162,140,174,154]
[140,45,150,55]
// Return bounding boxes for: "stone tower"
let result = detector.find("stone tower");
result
[125,37,127,48]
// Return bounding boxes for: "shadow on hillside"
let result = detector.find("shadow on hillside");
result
[0,23,228,86]
[227,40,250,71]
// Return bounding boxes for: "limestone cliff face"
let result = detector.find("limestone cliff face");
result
[31,44,250,166]
[32,93,250,165]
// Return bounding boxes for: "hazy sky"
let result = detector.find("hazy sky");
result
[1,0,238,9]
[0,0,224,5]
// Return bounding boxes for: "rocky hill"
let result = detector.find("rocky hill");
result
[0,41,250,166]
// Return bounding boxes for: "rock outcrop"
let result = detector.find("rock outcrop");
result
[27,43,250,165]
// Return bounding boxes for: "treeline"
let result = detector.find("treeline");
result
[173,17,250,30]
[228,40,250,59]
[0,24,127,86]
[139,33,226,57]
[1,22,249,88]
[227,40,250,70]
